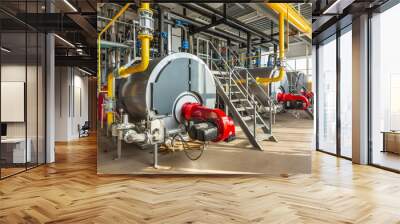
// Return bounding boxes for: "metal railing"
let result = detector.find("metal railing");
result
[204,42,277,149]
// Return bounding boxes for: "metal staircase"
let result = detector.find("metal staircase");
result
[204,42,277,151]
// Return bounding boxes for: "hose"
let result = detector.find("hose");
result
[172,133,205,161]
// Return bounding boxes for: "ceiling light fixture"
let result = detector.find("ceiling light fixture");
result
[322,0,354,15]
[63,0,78,12]
[78,67,93,76]
[1,47,11,53]
[54,34,75,48]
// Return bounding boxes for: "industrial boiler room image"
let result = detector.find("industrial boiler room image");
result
[97,2,313,174]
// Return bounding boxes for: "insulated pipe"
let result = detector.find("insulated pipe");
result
[118,3,153,78]
[256,12,285,84]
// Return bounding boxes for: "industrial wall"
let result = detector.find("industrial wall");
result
[54,67,89,141]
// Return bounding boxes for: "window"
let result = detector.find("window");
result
[0,0,47,179]
[370,3,400,171]
[340,28,352,158]
[317,36,337,154]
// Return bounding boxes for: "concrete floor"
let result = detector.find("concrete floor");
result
[97,113,313,175]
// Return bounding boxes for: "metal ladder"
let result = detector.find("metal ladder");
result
[206,42,277,151]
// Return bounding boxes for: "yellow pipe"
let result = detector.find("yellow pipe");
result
[265,3,311,38]
[97,3,132,95]
[256,12,285,84]
[118,3,153,78]
[97,3,131,126]
[118,34,152,78]
[141,2,150,10]
[106,73,114,127]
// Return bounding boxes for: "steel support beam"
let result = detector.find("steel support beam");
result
[67,13,97,39]
[55,56,96,69]
[168,12,248,44]
[191,18,225,34]
[186,3,278,44]
[247,33,252,68]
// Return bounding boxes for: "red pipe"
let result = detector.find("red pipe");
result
[181,103,235,142]
[277,92,311,110]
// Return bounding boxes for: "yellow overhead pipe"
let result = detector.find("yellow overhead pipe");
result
[256,12,285,84]
[118,3,153,78]
[265,3,311,38]
[97,3,132,95]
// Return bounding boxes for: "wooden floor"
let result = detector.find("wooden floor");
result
[1,125,400,223]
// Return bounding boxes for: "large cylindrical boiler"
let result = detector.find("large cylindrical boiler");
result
[119,53,216,131]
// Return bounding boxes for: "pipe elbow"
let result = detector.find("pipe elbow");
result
[118,36,151,78]
[119,59,149,78]
[255,67,285,84]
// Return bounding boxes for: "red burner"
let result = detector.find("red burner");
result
[181,103,235,142]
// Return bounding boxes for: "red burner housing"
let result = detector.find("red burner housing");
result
[181,103,235,142]
[277,92,311,110]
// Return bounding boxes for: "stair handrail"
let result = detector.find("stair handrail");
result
[209,55,271,133]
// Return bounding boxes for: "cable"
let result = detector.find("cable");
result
[172,133,205,161]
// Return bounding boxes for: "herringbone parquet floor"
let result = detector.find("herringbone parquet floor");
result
[1,118,400,223]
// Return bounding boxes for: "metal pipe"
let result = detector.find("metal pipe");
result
[100,40,130,49]
[191,3,278,44]
[98,15,138,26]
[97,3,132,94]
[119,35,151,77]
[158,7,165,56]
[256,13,285,84]
[168,11,247,44]
[265,3,311,38]
[118,3,153,78]
[107,74,114,127]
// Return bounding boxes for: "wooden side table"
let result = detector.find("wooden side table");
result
[382,131,400,154]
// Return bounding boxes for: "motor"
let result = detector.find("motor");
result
[181,102,236,142]
[277,92,311,110]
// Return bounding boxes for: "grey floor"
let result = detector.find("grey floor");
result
[372,151,400,171]
[97,113,313,175]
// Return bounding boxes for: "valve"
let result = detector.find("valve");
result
[138,6,154,37]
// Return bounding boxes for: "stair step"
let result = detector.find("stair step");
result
[230,98,248,103]
[236,106,253,112]
[228,91,243,95]
[242,116,253,121]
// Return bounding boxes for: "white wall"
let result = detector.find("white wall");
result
[54,67,89,141]
[1,63,46,164]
